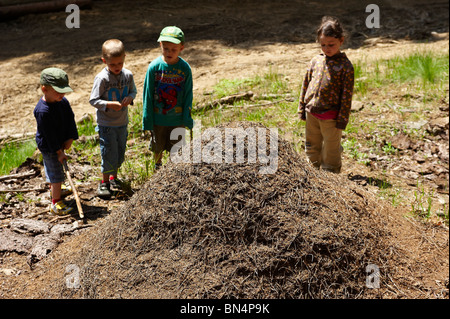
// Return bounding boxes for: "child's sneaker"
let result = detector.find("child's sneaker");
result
[98,181,111,197]
[109,178,123,192]
[50,200,73,216]
[61,184,72,198]
[97,181,111,197]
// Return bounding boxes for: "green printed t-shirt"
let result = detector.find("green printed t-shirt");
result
[142,56,193,131]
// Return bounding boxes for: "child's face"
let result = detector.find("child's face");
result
[160,41,184,65]
[319,35,344,57]
[102,54,125,75]
[42,85,65,103]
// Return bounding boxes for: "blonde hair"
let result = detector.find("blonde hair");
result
[102,39,125,60]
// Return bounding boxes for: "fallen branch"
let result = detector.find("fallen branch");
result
[225,98,287,109]
[28,209,49,219]
[0,170,36,182]
[0,187,47,193]
[0,132,35,145]
[195,91,254,112]
[48,214,73,224]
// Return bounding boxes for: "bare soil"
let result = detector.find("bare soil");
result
[0,0,448,299]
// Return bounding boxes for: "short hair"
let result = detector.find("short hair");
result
[316,16,345,41]
[102,39,125,60]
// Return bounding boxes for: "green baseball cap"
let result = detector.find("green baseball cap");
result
[157,26,185,44]
[40,67,73,93]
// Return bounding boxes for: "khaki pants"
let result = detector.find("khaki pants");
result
[305,112,343,173]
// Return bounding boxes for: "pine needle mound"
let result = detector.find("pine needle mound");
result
[58,121,395,298]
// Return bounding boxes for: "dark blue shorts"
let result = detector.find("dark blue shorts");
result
[42,151,65,184]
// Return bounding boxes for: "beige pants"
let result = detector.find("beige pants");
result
[305,112,343,173]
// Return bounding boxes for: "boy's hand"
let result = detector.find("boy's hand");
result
[56,149,68,164]
[121,96,133,107]
[62,139,73,150]
[108,101,123,111]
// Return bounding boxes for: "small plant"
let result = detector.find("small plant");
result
[410,182,434,220]
[0,193,9,204]
[439,204,449,225]
[388,188,402,207]
[382,142,397,155]
[353,63,369,96]
[343,138,370,165]
[15,192,25,202]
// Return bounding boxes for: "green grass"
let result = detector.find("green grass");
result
[77,117,96,136]
[388,52,449,85]
[194,68,296,131]
[342,137,370,165]
[0,139,37,175]
[353,50,449,97]
[208,68,289,99]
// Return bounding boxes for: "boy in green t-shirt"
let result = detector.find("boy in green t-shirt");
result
[142,26,194,170]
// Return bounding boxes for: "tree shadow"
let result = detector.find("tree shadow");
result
[348,173,393,189]
[73,203,109,222]
[0,0,448,70]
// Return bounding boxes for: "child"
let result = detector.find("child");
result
[90,39,137,197]
[34,67,79,215]
[298,16,354,173]
[142,26,194,170]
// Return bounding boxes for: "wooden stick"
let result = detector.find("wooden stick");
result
[63,160,84,220]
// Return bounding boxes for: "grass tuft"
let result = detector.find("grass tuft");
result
[0,140,37,175]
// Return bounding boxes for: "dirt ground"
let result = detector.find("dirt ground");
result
[0,0,449,299]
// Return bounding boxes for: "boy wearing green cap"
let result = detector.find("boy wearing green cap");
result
[34,67,79,215]
[142,26,194,170]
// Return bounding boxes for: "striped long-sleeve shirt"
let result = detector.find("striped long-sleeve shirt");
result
[298,52,354,130]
